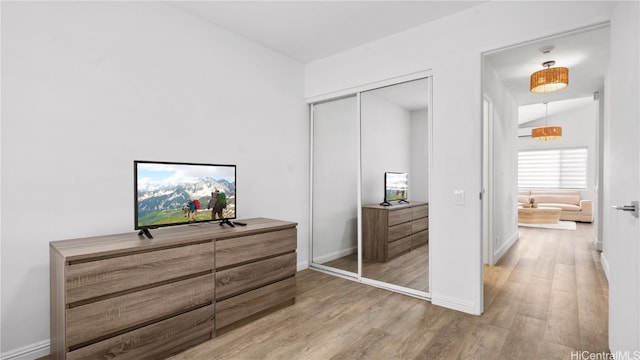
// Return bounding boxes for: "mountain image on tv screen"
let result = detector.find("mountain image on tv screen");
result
[385,172,408,202]
[135,161,236,229]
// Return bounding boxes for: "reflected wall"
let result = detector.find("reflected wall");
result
[311,96,359,274]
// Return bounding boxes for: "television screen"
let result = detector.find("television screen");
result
[134,160,236,231]
[385,172,408,203]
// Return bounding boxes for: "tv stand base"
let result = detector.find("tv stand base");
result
[219,219,235,227]
[138,228,154,239]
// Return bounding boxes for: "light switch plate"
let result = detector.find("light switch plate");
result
[455,190,465,205]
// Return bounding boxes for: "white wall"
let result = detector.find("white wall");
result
[361,92,411,205]
[311,96,358,263]
[410,109,429,202]
[518,101,599,203]
[305,1,615,314]
[483,60,519,264]
[1,2,307,356]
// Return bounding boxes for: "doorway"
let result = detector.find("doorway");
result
[481,24,608,268]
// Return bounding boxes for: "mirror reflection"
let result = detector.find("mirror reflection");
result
[360,78,430,293]
[311,95,359,274]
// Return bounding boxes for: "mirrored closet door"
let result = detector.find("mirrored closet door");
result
[310,76,431,297]
[311,95,359,275]
[360,78,430,294]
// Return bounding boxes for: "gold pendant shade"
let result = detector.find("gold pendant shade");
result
[528,52,566,140]
[531,126,562,141]
[531,102,562,141]
[530,61,569,94]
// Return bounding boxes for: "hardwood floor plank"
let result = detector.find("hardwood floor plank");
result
[498,314,546,360]
[519,278,552,320]
[544,289,581,350]
[534,254,557,280]
[577,281,609,353]
[555,229,576,266]
[507,257,537,284]
[417,311,479,360]
[552,263,577,294]
[486,280,527,328]
[482,265,506,315]
[537,341,577,360]
[455,324,510,360]
[329,328,390,360]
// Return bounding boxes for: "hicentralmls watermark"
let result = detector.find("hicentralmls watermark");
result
[571,351,640,360]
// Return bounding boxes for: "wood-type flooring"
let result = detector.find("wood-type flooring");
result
[167,222,608,359]
[321,243,429,293]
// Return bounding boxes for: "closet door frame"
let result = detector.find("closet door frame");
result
[308,70,433,300]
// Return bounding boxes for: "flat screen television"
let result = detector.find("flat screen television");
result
[381,172,409,206]
[134,160,236,238]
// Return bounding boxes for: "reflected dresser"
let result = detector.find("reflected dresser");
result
[362,202,428,262]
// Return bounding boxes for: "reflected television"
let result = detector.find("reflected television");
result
[134,160,236,236]
[382,172,409,205]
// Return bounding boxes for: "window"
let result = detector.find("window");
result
[518,147,587,189]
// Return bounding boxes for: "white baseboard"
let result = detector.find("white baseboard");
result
[431,293,479,315]
[1,339,49,360]
[594,240,603,251]
[297,260,309,272]
[312,247,356,264]
[600,251,610,282]
[493,230,519,264]
[593,231,603,251]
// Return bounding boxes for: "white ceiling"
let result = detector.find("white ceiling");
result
[168,1,486,63]
[485,25,610,125]
[518,96,595,125]
[168,1,609,121]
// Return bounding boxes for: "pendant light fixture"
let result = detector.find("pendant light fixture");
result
[530,47,569,94]
[532,102,562,141]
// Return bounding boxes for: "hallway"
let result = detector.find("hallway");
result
[484,223,608,358]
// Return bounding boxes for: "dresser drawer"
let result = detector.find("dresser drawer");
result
[66,273,215,348]
[65,241,215,304]
[67,304,214,360]
[411,218,429,234]
[388,236,411,259]
[216,228,296,268]
[216,252,296,300]
[388,208,412,226]
[388,222,412,242]
[411,229,429,248]
[411,205,429,220]
[216,276,296,331]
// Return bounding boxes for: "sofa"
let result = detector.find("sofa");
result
[518,190,593,222]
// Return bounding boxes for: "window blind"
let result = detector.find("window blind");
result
[518,147,588,189]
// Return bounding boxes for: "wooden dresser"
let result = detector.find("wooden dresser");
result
[50,218,297,360]
[362,202,428,262]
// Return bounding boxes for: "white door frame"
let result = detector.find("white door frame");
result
[482,95,494,265]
